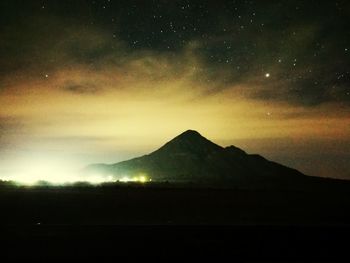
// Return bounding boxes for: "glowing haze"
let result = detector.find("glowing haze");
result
[0,1,350,183]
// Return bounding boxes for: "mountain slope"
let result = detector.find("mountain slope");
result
[85,130,306,185]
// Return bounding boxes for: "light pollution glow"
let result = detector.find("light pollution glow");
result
[0,157,151,186]
[1,25,350,180]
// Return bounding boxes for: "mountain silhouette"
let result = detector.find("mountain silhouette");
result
[86,130,308,186]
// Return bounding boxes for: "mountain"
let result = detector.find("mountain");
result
[85,130,309,187]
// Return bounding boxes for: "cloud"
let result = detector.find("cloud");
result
[0,1,350,179]
[1,8,349,106]
[62,83,100,95]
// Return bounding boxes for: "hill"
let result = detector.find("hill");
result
[85,130,310,187]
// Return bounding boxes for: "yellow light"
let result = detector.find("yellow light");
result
[120,176,132,182]
[117,174,150,183]
[139,176,146,183]
[0,172,118,186]
[0,159,118,186]
[0,158,152,186]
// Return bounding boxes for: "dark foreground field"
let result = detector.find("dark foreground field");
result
[1,183,350,225]
[1,183,350,261]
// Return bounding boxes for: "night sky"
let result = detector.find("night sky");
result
[0,0,350,180]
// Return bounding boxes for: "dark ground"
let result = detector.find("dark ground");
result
[1,183,350,261]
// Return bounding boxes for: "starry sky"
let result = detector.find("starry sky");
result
[0,0,350,179]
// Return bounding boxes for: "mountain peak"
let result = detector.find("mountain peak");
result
[86,129,307,184]
[153,130,223,156]
[178,129,203,139]
[181,129,201,135]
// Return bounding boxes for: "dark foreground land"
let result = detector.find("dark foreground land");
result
[1,182,350,261]
[1,183,350,225]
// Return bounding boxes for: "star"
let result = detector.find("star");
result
[265,73,270,78]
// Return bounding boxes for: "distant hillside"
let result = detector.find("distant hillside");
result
[84,130,317,187]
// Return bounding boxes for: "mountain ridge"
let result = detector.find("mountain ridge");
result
[85,130,307,186]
